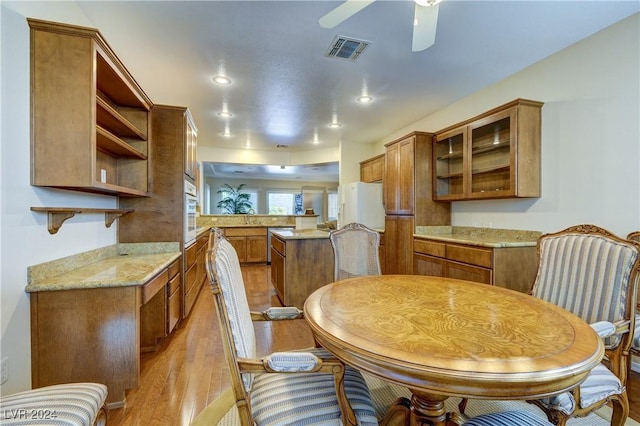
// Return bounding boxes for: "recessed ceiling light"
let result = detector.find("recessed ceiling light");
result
[356,95,373,104]
[212,75,232,85]
[217,111,233,118]
[328,122,342,129]
[220,131,233,137]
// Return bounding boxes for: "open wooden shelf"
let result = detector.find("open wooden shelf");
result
[31,207,134,234]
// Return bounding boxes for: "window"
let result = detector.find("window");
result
[267,191,300,215]
[327,191,338,220]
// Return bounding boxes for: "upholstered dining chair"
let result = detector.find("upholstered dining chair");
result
[329,222,381,280]
[0,382,107,426]
[205,228,378,425]
[627,231,640,359]
[523,225,640,426]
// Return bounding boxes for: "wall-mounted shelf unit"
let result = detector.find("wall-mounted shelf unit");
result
[31,207,134,234]
[29,19,152,197]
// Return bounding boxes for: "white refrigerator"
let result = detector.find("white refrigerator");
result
[337,182,385,230]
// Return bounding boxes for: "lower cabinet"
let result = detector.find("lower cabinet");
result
[140,258,182,352]
[384,215,415,274]
[184,232,208,318]
[413,237,537,293]
[379,231,386,275]
[270,233,334,308]
[224,227,268,263]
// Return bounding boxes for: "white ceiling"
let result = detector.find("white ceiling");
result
[71,0,638,180]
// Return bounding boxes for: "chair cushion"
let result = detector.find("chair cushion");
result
[533,233,638,348]
[463,410,553,426]
[250,364,378,425]
[0,383,107,426]
[535,363,623,414]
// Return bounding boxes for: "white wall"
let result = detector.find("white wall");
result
[1,3,120,394]
[378,13,640,237]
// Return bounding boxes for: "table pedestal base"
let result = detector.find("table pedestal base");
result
[381,391,461,426]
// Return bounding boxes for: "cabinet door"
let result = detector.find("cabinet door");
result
[185,112,197,180]
[227,237,247,262]
[396,137,415,215]
[384,215,414,274]
[414,253,445,277]
[247,236,267,263]
[433,128,466,201]
[468,108,514,199]
[445,260,492,284]
[384,143,399,213]
[270,247,285,303]
[167,273,181,334]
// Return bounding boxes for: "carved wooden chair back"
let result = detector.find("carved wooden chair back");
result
[528,224,640,425]
[329,222,381,281]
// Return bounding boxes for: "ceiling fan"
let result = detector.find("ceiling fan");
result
[319,0,443,52]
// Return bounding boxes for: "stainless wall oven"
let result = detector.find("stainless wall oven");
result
[184,180,197,246]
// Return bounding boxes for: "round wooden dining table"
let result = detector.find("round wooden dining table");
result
[303,275,604,426]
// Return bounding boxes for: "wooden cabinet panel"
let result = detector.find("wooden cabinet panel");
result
[270,234,334,308]
[433,99,543,201]
[446,260,492,284]
[446,244,492,268]
[167,273,181,334]
[360,154,384,183]
[29,19,151,197]
[413,236,536,291]
[385,215,414,274]
[384,136,415,215]
[223,228,268,263]
[414,253,445,277]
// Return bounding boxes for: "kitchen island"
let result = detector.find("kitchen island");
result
[269,228,334,308]
[26,243,181,408]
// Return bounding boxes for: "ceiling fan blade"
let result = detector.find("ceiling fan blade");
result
[319,0,376,29]
[412,2,439,52]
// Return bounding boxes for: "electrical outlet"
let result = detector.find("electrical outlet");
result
[1,358,8,384]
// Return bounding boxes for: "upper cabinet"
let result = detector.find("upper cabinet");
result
[433,99,543,201]
[360,154,384,183]
[384,134,417,215]
[29,19,153,197]
[184,111,198,182]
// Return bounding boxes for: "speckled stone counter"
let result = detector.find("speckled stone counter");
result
[270,228,331,240]
[26,242,181,292]
[414,226,541,248]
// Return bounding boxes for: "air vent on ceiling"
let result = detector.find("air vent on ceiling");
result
[325,35,370,61]
[276,144,289,148]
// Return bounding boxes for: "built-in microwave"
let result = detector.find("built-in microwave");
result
[185,180,197,246]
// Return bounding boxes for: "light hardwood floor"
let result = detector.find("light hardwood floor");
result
[107,264,640,425]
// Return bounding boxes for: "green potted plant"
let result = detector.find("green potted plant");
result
[216,183,254,214]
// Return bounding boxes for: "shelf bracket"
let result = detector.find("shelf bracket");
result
[31,207,134,234]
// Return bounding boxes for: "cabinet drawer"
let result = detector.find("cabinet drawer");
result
[142,269,168,305]
[271,236,286,256]
[446,244,492,268]
[168,259,180,279]
[225,227,267,237]
[168,272,181,295]
[185,241,199,268]
[446,260,492,284]
[414,239,446,257]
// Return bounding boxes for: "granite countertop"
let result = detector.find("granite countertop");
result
[270,228,331,240]
[414,226,541,248]
[26,242,181,293]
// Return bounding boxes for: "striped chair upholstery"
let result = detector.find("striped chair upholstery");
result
[0,382,107,426]
[463,410,554,426]
[330,222,381,280]
[206,229,378,425]
[528,225,640,426]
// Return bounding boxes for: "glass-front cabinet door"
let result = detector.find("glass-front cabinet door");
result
[468,109,514,198]
[432,99,542,202]
[434,128,466,201]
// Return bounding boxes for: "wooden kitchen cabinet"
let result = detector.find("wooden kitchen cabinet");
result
[413,237,537,293]
[29,19,152,197]
[184,232,208,317]
[384,215,415,274]
[223,227,268,263]
[378,231,386,275]
[384,135,415,215]
[270,233,334,308]
[433,99,543,201]
[184,112,198,181]
[360,154,384,183]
